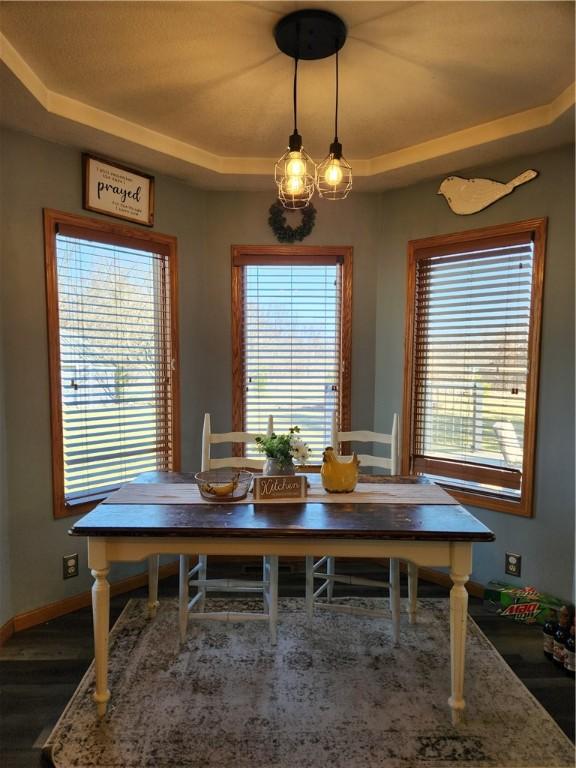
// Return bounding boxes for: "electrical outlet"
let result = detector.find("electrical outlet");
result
[63,553,79,579]
[505,552,522,577]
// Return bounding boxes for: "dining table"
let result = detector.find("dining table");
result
[69,470,495,724]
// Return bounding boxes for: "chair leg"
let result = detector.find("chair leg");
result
[263,555,270,613]
[390,558,400,647]
[326,556,335,602]
[407,562,418,624]
[268,556,279,645]
[178,555,189,644]
[147,554,160,618]
[198,554,207,611]
[305,556,314,623]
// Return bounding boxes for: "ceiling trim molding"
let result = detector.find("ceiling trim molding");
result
[1,32,574,179]
[0,32,226,174]
[366,83,575,175]
[0,31,49,104]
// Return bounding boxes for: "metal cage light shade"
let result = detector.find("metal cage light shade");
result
[275,131,316,209]
[316,140,353,200]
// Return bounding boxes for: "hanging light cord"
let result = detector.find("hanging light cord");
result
[293,56,299,134]
[334,48,339,142]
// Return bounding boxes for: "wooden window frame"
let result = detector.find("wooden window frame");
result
[402,218,547,517]
[44,209,181,519]
[231,245,353,462]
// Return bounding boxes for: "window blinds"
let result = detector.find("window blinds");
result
[410,235,534,496]
[242,262,342,461]
[55,230,175,504]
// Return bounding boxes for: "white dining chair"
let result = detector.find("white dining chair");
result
[178,413,279,644]
[305,413,415,645]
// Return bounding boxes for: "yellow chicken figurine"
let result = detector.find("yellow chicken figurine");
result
[321,447,360,493]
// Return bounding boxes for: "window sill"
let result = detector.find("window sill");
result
[66,491,114,507]
[54,499,99,520]
[434,482,531,518]
[54,491,116,520]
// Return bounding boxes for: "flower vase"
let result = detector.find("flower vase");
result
[262,458,295,476]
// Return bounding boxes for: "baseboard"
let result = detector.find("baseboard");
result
[0,617,15,646]
[1,561,179,646]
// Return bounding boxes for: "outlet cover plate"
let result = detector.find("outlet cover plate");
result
[505,552,522,577]
[63,553,79,579]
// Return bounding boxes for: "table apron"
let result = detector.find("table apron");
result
[88,536,471,569]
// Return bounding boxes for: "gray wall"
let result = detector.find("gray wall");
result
[0,126,573,621]
[0,355,10,628]
[0,143,11,624]
[374,145,575,600]
[0,128,207,615]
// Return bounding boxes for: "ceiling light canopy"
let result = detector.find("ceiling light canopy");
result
[274,9,352,209]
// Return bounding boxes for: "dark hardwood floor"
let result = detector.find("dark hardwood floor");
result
[1,564,574,768]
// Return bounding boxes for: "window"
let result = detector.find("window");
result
[232,246,352,462]
[402,219,546,516]
[44,210,180,518]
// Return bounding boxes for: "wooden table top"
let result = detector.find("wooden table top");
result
[69,472,495,542]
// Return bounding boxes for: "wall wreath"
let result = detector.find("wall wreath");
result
[268,200,316,243]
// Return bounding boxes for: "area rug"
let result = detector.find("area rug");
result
[43,598,574,768]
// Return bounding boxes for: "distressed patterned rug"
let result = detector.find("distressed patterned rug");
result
[43,598,574,768]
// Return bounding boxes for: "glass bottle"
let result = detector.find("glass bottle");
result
[552,606,572,667]
[564,622,575,678]
[542,610,558,660]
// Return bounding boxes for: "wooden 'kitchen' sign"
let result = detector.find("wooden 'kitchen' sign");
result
[253,475,307,501]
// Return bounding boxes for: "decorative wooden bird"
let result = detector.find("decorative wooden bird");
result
[437,170,538,215]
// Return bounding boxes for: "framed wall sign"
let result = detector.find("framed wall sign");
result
[83,154,155,226]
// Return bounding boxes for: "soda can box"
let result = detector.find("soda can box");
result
[484,581,565,625]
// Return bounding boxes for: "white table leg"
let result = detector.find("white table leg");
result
[147,554,160,618]
[91,564,110,718]
[407,562,418,624]
[449,543,472,725]
[389,557,400,646]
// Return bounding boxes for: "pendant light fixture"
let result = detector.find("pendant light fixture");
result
[274,9,349,209]
[274,55,316,209]
[316,48,352,200]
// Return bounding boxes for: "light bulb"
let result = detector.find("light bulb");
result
[283,174,305,195]
[324,158,343,186]
[286,151,305,178]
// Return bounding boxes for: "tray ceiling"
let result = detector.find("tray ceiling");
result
[1,1,574,191]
